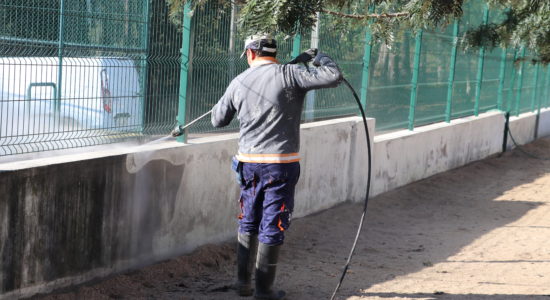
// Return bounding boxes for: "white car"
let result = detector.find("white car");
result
[0,57,143,140]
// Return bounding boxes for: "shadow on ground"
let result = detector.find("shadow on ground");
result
[354,292,550,299]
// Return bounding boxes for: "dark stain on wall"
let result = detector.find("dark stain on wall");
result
[0,155,184,294]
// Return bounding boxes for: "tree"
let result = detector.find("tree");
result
[166,0,550,64]
[463,1,550,64]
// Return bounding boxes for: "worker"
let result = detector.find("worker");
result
[211,34,342,300]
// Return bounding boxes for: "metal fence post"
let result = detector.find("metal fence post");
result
[229,2,238,75]
[544,67,548,108]
[140,0,150,132]
[177,3,192,143]
[496,47,507,111]
[56,0,66,114]
[532,63,541,112]
[445,20,459,123]
[291,33,301,59]
[292,28,307,117]
[360,4,375,111]
[304,13,320,121]
[408,30,423,131]
[534,63,543,139]
[514,47,526,116]
[506,48,518,112]
[474,4,489,116]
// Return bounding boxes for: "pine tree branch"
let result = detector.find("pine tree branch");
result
[320,9,409,19]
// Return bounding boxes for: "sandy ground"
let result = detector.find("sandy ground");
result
[36,138,550,300]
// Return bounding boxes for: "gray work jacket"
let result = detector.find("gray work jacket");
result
[211,55,342,163]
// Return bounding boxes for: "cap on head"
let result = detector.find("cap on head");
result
[240,34,277,58]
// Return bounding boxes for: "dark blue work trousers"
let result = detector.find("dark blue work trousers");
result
[238,162,300,245]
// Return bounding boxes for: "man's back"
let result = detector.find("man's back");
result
[210,39,343,299]
[212,55,342,162]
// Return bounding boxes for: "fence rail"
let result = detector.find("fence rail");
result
[0,0,548,157]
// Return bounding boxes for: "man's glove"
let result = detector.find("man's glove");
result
[312,52,328,67]
[288,48,318,65]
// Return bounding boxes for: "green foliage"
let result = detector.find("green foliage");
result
[462,24,500,50]
[404,0,463,28]
[165,0,186,28]
[366,0,463,46]
[239,0,323,35]
[463,0,550,64]
[165,0,550,64]
[165,0,220,28]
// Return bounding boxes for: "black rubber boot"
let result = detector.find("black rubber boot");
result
[236,232,258,296]
[254,242,286,300]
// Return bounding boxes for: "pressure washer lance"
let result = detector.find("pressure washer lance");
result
[169,60,373,300]
[170,109,213,137]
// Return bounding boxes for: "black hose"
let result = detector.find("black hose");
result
[501,111,550,161]
[508,127,550,160]
[329,78,372,300]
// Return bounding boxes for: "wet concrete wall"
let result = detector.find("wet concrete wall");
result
[0,117,373,299]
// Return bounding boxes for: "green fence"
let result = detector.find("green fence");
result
[0,0,549,157]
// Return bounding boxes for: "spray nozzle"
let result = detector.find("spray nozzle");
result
[171,124,184,137]
[170,110,213,138]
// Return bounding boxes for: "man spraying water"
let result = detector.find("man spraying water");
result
[210,34,342,300]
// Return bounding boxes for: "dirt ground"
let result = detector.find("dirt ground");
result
[37,138,550,300]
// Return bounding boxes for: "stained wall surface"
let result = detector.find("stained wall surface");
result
[3,110,548,299]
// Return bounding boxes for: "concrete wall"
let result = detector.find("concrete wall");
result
[2,110,548,299]
[372,112,504,197]
[507,112,537,149]
[536,108,550,138]
[0,117,373,299]
[293,118,374,216]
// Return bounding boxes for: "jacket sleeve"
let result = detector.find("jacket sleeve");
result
[291,53,343,91]
[211,83,236,128]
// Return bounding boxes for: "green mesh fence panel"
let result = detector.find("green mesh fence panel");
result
[480,7,507,113]
[415,27,453,127]
[479,47,500,112]
[184,0,295,134]
[503,48,517,113]
[541,67,547,109]
[477,4,506,114]
[541,67,550,109]
[537,66,546,110]
[0,0,149,156]
[367,32,415,131]
[1,0,548,157]
[519,53,537,114]
[313,13,365,121]
[142,0,182,136]
[451,0,483,119]
[185,0,241,134]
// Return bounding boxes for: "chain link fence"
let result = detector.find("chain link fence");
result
[1,0,549,157]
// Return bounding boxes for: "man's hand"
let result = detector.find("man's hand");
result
[288,48,318,65]
[312,52,327,67]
